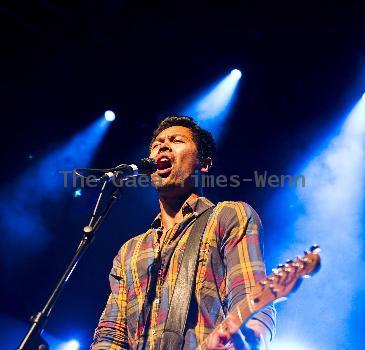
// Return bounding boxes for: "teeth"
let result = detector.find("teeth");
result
[160,157,169,162]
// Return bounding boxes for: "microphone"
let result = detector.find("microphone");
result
[97,158,157,182]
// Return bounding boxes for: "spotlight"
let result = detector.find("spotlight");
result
[57,339,80,350]
[104,110,115,122]
[73,188,82,198]
[183,70,242,140]
[270,340,313,350]
[230,69,242,80]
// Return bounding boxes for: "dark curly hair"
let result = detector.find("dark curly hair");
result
[150,116,216,165]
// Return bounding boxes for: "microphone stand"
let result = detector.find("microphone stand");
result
[17,181,120,350]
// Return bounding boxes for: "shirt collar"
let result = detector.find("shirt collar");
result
[150,195,215,229]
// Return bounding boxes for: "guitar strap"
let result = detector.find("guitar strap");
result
[159,206,215,350]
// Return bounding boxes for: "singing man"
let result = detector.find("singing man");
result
[91,116,276,350]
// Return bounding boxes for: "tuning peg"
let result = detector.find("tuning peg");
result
[284,259,293,268]
[310,244,321,254]
[301,257,309,263]
[272,268,283,277]
[269,285,279,295]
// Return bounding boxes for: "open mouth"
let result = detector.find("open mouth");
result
[156,156,173,177]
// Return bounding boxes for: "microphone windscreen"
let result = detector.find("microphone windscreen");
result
[138,158,157,174]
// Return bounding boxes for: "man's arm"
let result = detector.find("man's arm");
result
[221,201,276,346]
[91,245,129,350]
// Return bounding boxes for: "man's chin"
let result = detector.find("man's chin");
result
[151,175,184,191]
[153,178,177,191]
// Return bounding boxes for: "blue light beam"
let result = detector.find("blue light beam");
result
[268,96,365,350]
[0,116,111,266]
[183,69,242,140]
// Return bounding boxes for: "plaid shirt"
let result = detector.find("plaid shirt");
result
[91,196,276,350]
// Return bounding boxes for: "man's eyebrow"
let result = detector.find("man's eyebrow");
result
[153,133,190,142]
[169,133,189,139]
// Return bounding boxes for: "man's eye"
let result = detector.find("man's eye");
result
[174,139,184,143]
[152,143,159,149]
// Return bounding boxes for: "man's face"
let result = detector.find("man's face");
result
[149,125,200,193]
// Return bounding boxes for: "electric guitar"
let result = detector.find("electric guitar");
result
[197,245,321,350]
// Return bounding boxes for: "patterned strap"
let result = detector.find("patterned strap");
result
[160,206,215,350]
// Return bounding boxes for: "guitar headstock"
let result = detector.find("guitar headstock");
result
[250,244,321,312]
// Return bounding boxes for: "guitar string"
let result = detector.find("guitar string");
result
[197,297,251,350]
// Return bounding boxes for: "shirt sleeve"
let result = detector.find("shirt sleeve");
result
[220,201,276,341]
[90,244,129,350]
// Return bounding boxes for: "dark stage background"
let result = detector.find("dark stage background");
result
[0,2,364,349]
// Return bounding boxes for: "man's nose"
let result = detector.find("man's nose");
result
[158,143,171,154]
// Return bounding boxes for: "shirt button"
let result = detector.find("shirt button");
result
[152,329,156,335]
[154,298,160,304]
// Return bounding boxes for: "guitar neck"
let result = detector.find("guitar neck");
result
[197,295,254,350]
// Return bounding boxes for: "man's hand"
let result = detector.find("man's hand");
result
[205,316,269,350]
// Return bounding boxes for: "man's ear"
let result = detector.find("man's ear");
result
[200,157,212,173]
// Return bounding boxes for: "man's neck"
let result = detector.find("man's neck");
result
[158,191,199,232]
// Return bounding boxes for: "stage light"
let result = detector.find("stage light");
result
[57,339,80,350]
[230,68,242,80]
[73,188,82,198]
[104,110,115,122]
[183,69,242,140]
[271,340,313,350]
